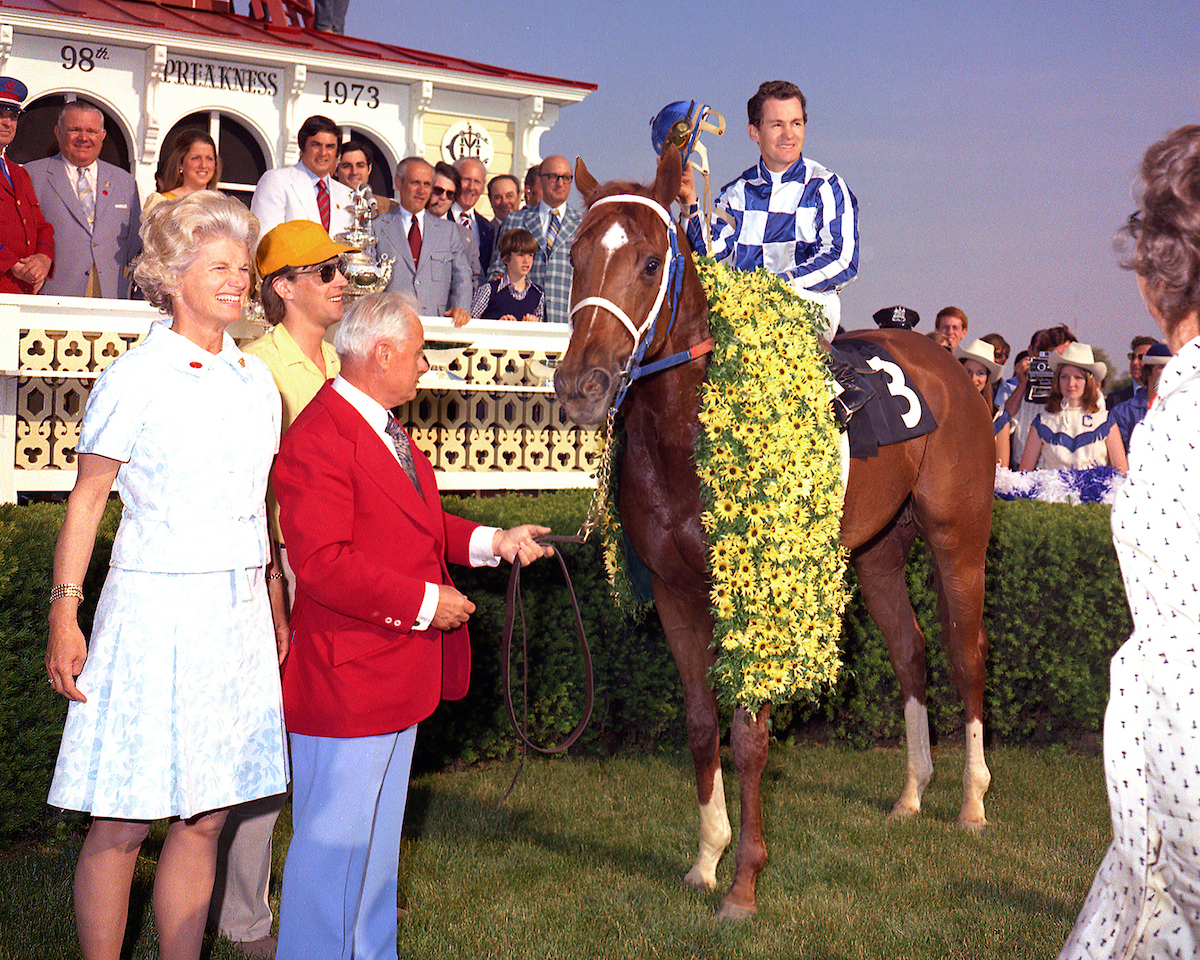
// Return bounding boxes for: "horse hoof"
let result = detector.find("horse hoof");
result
[714,901,756,921]
[957,814,987,833]
[683,868,717,892]
[888,801,919,820]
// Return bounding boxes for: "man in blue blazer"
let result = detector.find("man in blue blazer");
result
[26,101,139,299]
[451,156,495,286]
[375,157,472,325]
[488,155,582,324]
[251,115,353,240]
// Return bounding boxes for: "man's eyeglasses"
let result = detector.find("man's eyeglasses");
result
[430,185,456,198]
[295,260,343,284]
[540,172,572,184]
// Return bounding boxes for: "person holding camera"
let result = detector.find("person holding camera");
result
[1003,324,1076,466]
[1017,341,1128,473]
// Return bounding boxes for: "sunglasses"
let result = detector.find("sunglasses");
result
[430,185,456,198]
[294,260,343,284]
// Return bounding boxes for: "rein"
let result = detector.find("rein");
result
[499,195,713,798]
[497,409,619,803]
[569,194,712,410]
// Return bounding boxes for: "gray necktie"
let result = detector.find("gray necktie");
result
[76,166,94,230]
[385,415,423,497]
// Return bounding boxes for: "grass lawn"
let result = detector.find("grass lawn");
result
[0,742,1110,959]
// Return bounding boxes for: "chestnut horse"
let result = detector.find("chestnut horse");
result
[554,148,994,919]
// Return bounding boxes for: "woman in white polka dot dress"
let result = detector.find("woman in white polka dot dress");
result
[1059,125,1200,959]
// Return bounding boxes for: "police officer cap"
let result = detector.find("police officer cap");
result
[873,305,920,329]
[0,78,28,112]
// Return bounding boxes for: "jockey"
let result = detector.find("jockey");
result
[665,81,868,424]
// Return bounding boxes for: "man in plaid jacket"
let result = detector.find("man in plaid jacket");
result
[681,80,859,339]
[488,155,581,324]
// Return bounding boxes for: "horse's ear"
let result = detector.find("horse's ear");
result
[653,145,683,209]
[575,157,599,202]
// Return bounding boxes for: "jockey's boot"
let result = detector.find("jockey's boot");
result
[828,347,872,429]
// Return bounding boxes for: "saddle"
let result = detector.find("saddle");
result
[828,337,938,459]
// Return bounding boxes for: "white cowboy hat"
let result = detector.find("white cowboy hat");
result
[953,338,1003,383]
[1048,341,1106,383]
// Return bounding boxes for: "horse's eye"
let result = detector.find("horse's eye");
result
[644,258,661,276]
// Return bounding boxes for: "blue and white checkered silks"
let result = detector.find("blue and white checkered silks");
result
[687,156,859,295]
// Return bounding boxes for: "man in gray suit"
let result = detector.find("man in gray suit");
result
[375,157,471,326]
[251,115,353,240]
[26,101,140,298]
[488,155,581,324]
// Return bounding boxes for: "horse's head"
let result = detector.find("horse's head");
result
[553,147,686,424]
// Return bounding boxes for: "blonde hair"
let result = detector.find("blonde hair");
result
[134,193,258,315]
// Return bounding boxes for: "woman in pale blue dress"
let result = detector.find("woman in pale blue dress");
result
[44,192,289,960]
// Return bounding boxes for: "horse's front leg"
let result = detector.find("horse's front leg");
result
[717,703,770,920]
[652,585,731,891]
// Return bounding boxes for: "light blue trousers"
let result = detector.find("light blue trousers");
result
[276,727,417,960]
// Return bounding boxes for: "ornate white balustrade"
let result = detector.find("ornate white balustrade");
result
[0,294,599,502]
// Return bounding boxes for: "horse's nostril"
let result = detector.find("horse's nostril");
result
[581,369,611,401]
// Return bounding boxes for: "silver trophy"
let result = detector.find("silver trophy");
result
[335,185,394,299]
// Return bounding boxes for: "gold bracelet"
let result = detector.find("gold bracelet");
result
[49,583,84,603]
[266,571,284,581]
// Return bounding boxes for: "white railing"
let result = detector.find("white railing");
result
[0,294,598,503]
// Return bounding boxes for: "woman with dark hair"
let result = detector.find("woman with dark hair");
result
[954,337,1009,467]
[1059,125,1200,959]
[44,192,287,960]
[141,130,222,217]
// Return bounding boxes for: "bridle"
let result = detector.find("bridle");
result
[569,194,713,411]
[498,194,714,789]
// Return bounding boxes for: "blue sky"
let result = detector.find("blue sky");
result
[347,0,1199,376]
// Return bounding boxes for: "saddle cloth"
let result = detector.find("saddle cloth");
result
[832,336,938,459]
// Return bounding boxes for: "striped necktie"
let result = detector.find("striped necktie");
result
[316,178,330,232]
[460,211,472,232]
[545,210,562,259]
[76,166,94,229]
[385,415,423,496]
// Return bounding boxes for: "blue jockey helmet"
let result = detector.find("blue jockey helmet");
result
[649,101,724,165]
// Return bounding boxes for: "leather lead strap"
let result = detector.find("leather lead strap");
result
[500,533,594,757]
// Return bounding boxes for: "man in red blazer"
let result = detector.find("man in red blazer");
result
[0,77,52,294]
[271,290,551,959]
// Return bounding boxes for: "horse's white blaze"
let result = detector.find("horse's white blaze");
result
[892,697,933,817]
[960,717,990,827]
[600,221,630,253]
[684,766,732,890]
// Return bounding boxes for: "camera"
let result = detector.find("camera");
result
[1024,351,1056,403]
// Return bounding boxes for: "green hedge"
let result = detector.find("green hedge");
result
[801,500,1130,746]
[0,495,1131,843]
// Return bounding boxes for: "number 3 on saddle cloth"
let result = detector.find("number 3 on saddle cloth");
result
[828,337,938,459]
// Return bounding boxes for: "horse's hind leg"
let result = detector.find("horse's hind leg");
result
[928,549,990,829]
[651,584,732,893]
[852,518,933,819]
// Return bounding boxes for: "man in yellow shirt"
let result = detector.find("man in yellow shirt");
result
[210,219,355,959]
